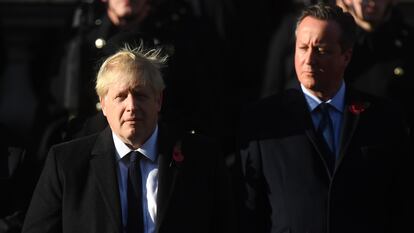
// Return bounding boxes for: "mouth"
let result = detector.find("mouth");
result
[303,70,317,75]
[124,117,143,124]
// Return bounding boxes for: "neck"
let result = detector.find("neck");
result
[309,83,342,102]
[313,91,333,102]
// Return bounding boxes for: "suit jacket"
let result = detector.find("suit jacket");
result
[238,88,413,233]
[22,125,235,233]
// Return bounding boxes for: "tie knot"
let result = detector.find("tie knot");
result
[318,102,330,113]
[129,151,142,164]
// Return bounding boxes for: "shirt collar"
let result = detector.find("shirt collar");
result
[113,124,159,162]
[301,81,346,113]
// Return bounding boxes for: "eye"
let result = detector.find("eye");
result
[318,48,325,54]
[132,90,150,101]
[114,93,127,101]
[298,45,308,51]
[317,47,329,55]
[296,45,308,54]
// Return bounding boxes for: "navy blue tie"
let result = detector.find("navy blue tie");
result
[127,151,144,233]
[317,103,336,155]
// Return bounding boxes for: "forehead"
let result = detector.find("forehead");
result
[106,70,145,90]
[296,16,342,44]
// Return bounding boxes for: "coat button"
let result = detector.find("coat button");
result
[96,102,102,111]
[394,67,404,77]
[95,38,106,49]
[95,19,102,26]
[394,39,402,48]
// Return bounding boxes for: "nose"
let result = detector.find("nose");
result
[304,48,316,66]
[125,93,137,112]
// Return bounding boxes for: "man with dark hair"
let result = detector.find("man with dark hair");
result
[238,3,412,233]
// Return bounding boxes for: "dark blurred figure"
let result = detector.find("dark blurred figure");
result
[337,0,414,139]
[218,0,297,161]
[0,21,25,233]
[0,124,36,233]
[0,20,28,233]
[224,0,295,103]
[0,19,5,78]
[0,145,26,233]
[56,0,160,119]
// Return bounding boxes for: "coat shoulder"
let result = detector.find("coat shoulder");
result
[240,89,304,137]
[48,132,101,167]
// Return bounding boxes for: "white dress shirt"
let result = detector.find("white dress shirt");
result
[113,125,159,233]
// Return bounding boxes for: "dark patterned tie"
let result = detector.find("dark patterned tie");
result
[127,151,144,233]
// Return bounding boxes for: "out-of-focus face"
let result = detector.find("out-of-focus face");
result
[100,73,162,149]
[104,0,150,24]
[295,16,352,100]
[342,0,393,26]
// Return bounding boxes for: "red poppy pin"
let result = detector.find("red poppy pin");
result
[171,140,184,167]
[348,102,369,115]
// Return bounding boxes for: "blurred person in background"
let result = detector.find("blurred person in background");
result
[1,20,32,233]
[0,135,28,233]
[337,0,414,145]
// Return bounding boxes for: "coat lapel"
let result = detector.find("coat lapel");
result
[286,90,335,178]
[90,127,122,233]
[155,125,180,232]
[335,90,368,170]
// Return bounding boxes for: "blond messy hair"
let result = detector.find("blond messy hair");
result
[95,44,167,98]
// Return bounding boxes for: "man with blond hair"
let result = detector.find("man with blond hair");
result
[23,45,235,233]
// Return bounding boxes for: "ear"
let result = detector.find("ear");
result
[343,48,353,66]
[156,91,163,112]
[100,96,107,117]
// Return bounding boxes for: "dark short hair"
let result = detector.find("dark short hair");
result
[296,2,357,52]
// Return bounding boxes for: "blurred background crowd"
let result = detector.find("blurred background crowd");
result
[1,0,414,232]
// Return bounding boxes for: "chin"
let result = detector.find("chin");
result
[300,78,315,89]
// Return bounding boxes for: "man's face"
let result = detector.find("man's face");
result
[342,0,392,24]
[105,0,149,20]
[100,74,162,148]
[295,16,352,97]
